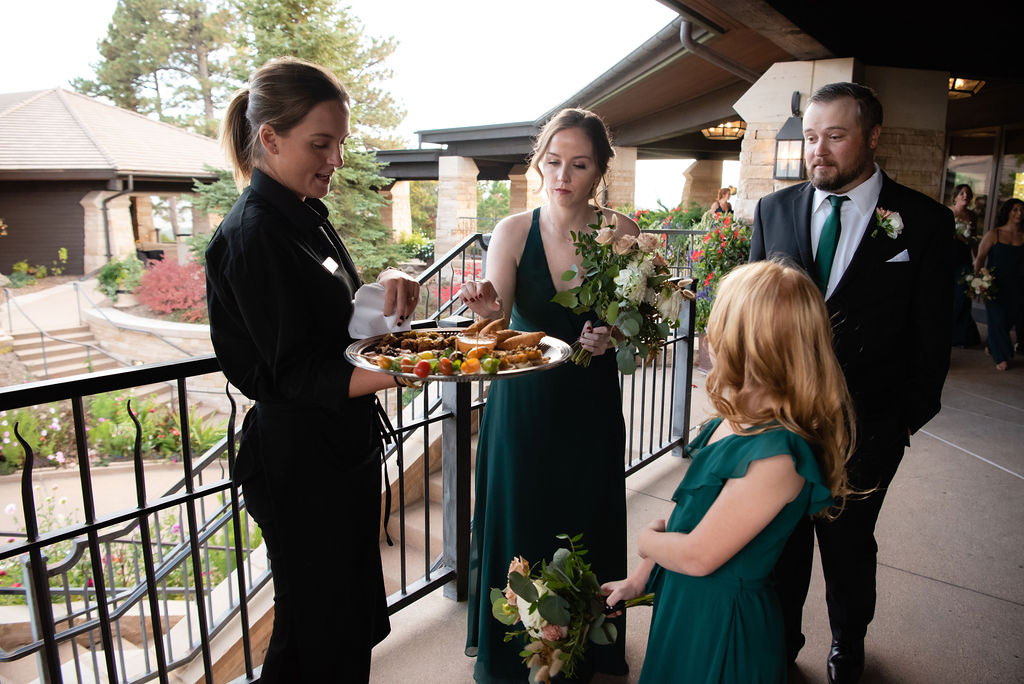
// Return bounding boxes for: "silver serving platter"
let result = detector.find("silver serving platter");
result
[345,328,571,383]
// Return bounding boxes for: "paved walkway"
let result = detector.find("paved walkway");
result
[370,346,1024,683]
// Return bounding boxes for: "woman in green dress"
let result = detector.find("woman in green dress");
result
[459,108,639,682]
[603,261,855,683]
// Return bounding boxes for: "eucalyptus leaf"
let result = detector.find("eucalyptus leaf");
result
[492,595,520,625]
[606,301,619,324]
[617,345,638,374]
[508,572,539,603]
[551,547,571,571]
[561,264,579,281]
[617,311,641,338]
[551,290,579,308]
[589,617,617,645]
[538,593,571,626]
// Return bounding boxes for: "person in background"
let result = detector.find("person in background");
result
[603,260,854,684]
[459,107,638,682]
[749,82,951,684]
[974,197,1024,369]
[951,184,981,347]
[204,57,419,682]
[710,186,733,215]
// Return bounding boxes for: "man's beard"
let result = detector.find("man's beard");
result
[809,155,871,192]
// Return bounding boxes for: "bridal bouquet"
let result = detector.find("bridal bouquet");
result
[491,534,653,684]
[962,267,997,301]
[552,211,694,374]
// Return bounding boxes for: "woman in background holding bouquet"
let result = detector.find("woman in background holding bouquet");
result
[603,261,854,683]
[974,198,1024,369]
[459,108,639,682]
[950,184,981,347]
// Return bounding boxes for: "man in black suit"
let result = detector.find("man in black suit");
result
[749,82,952,684]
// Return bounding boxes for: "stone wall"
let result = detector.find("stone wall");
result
[681,159,724,211]
[605,146,637,209]
[875,128,946,201]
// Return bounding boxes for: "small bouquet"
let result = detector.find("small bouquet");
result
[954,220,975,245]
[962,267,997,301]
[552,211,694,374]
[491,534,653,683]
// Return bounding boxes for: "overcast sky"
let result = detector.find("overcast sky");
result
[0,0,736,207]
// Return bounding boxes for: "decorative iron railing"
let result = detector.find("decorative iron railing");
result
[0,229,697,682]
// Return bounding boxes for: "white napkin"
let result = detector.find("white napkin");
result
[348,283,412,339]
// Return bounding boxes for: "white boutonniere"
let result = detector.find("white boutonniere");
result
[872,208,904,239]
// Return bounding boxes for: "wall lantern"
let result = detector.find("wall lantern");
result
[700,120,746,140]
[774,91,805,181]
[948,77,985,99]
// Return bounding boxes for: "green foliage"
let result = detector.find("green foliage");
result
[689,212,752,333]
[186,232,213,266]
[398,230,434,262]
[477,181,510,224]
[73,0,232,136]
[626,200,705,232]
[192,164,240,216]
[97,256,146,300]
[409,181,438,239]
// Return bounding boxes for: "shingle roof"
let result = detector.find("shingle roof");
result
[0,88,228,180]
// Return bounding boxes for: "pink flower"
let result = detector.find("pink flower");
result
[612,235,637,255]
[594,227,615,245]
[636,233,661,253]
[541,623,568,641]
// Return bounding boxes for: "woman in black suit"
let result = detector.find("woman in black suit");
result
[205,57,419,682]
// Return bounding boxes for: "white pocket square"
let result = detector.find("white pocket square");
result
[886,249,910,263]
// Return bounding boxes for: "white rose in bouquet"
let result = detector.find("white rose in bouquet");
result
[518,580,552,638]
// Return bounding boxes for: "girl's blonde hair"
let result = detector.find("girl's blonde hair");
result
[528,108,615,203]
[705,260,855,515]
[221,57,349,186]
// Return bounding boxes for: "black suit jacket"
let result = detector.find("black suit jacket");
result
[750,172,952,442]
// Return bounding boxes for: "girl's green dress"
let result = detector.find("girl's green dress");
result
[466,208,628,682]
[639,418,833,683]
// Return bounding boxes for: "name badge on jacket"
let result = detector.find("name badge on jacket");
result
[322,256,339,273]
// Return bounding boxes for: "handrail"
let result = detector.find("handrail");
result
[1,286,125,376]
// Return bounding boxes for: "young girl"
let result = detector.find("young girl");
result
[603,260,855,683]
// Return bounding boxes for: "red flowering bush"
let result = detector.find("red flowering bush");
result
[136,260,208,323]
[689,212,751,333]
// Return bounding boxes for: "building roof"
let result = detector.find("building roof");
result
[0,88,228,182]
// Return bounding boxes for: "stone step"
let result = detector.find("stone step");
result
[10,326,90,342]
[12,340,99,360]
[21,348,110,370]
[30,357,121,379]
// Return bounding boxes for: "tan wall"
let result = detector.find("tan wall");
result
[380,181,413,240]
[509,164,544,216]
[681,160,724,210]
[605,146,637,209]
[436,156,479,256]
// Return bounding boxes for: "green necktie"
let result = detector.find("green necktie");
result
[815,195,849,294]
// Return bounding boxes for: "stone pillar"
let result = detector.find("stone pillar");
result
[80,192,136,273]
[732,58,949,220]
[604,146,637,209]
[508,164,544,216]
[378,181,413,241]
[134,195,158,243]
[436,156,479,257]
[681,159,724,211]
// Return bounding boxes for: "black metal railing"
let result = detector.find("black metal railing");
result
[0,228,698,682]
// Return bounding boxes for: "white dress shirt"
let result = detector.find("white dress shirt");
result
[811,165,883,299]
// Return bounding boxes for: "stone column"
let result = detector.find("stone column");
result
[681,159,724,211]
[604,146,637,209]
[378,181,413,241]
[134,196,158,243]
[508,164,544,216]
[436,156,479,257]
[80,191,135,273]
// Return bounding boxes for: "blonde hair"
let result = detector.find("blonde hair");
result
[222,57,349,186]
[529,108,615,203]
[717,187,731,201]
[705,260,854,515]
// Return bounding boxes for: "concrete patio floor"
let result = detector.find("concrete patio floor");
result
[370,346,1024,683]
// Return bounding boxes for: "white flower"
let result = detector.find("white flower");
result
[614,267,646,305]
[873,208,904,239]
[636,232,661,252]
[658,288,685,322]
[594,227,615,245]
[4,504,15,516]
[518,580,552,638]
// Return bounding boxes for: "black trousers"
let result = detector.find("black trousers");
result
[241,443,389,683]
[773,430,906,657]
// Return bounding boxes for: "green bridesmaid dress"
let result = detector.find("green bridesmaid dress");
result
[466,208,628,682]
[639,418,833,683]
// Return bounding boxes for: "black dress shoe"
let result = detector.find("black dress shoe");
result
[826,639,864,684]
